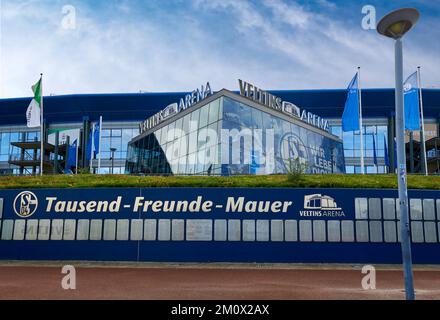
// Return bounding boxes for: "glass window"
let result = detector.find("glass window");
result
[182,114,191,135]
[251,108,263,129]
[175,117,183,133]
[190,108,201,130]
[102,129,111,137]
[331,126,342,139]
[111,129,122,137]
[208,99,221,125]
[223,97,239,123]
[199,105,210,128]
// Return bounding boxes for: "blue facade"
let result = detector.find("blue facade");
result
[1,87,440,175]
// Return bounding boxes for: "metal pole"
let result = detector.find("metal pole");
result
[358,67,365,174]
[90,123,94,174]
[395,39,415,300]
[98,116,103,174]
[40,74,44,176]
[417,67,428,176]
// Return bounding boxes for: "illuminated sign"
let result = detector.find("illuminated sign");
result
[238,80,329,132]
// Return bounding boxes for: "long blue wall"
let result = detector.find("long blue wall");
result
[0,187,439,264]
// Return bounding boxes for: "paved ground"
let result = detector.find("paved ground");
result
[1,262,440,300]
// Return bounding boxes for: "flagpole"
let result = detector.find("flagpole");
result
[98,116,103,174]
[358,67,365,174]
[90,123,94,174]
[40,73,44,177]
[417,66,428,176]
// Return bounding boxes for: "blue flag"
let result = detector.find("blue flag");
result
[65,140,77,174]
[93,122,100,154]
[404,71,421,131]
[86,126,93,161]
[373,134,378,166]
[342,73,360,132]
[384,135,389,168]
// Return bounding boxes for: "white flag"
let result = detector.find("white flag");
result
[26,78,42,128]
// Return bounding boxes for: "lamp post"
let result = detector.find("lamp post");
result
[110,147,117,174]
[377,8,420,301]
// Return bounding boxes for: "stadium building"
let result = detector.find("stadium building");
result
[0,80,439,176]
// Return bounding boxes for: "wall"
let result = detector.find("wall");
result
[0,187,439,264]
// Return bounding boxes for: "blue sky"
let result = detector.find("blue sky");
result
[0,0,439,98]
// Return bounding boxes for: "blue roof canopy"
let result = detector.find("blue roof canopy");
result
[0,89,439,126]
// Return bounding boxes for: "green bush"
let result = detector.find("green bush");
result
[286,158,308,182]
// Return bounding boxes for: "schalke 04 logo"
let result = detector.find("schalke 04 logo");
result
[13,191,38,218]
[280,133,309,172]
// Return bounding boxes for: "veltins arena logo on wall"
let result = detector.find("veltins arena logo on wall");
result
[14,191,38,218]
[299,194,345,218]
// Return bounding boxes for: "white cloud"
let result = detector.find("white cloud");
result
[0,0,438,99]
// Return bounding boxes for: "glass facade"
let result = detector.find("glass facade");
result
[91,127,140,175]
[0,130,40,175]
[126,94,345,175]
[0,125,139,176]
[330,124,388,174]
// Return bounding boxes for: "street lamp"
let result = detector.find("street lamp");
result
[377,8,420,301]
[110,148,117,174]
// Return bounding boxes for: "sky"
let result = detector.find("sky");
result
[0,0,439,98]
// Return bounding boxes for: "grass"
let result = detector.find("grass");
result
[0,174,439,190]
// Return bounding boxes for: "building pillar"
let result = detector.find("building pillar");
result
[81,116,90,170]
[65,136,70,174]
[18,132,25,176]
[437,117,440,137]
[32,148,37,175]
[53,131,59,174]
[388,113,396,173]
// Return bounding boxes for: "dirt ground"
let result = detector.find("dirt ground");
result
[0,262,439,300]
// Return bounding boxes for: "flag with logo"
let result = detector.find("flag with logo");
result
[26,77,42,128]
[93,122,100,155]
[86,126,93,161]
[404,71,421,131]
[384,135,389,169]
[65,139,77,174]
[342,73,360,132]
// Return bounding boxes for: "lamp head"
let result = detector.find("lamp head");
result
[377,8,420,39]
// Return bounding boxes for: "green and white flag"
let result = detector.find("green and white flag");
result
[26,78,42,128]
